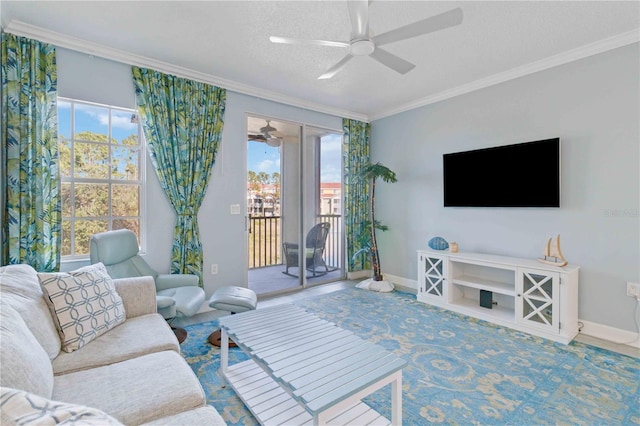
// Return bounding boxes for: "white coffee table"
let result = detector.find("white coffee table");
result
[219,304,406,426]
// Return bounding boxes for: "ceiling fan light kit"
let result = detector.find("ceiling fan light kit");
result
[349,39,375,56]
[270,1,463,79]
[260,120,277,137]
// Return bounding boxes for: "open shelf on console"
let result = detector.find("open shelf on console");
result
[450,275,516,296]
[449,259,516,297]
[448,296,514,322]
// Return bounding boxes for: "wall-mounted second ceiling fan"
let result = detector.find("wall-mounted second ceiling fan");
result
[270,0,463,80]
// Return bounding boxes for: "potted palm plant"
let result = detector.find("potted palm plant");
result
[353,162,398,292]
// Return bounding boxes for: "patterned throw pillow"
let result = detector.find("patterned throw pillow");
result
[0,386,124,425]
[38,263,126,353]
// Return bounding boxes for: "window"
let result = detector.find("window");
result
[58,98,144,258]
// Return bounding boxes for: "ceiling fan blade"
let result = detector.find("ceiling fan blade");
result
[369,48,415,74]
[269,36,349,48]
[318,54,354,79]
[372,7,463,46]
[347,0,369,38]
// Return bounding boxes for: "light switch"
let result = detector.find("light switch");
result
[230,204,241,215]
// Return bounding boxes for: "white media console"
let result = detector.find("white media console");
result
[417,249,580,344]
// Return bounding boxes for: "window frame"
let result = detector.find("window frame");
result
[58,97,146,261]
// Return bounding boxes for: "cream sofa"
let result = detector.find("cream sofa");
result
[0,263,225,425]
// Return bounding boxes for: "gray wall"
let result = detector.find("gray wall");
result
[371,43,639,332]
[52,43,640,331]
[56,48,342,298]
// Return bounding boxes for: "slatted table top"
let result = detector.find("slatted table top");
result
[219,304,407,416]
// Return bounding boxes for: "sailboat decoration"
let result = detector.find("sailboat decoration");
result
[538,234,568,267]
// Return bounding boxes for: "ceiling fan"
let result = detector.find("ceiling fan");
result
[248,120,282,147]
[269,1,463,79]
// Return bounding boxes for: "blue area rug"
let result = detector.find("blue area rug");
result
[182,288,640,425]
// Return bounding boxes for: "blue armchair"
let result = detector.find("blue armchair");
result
[89,229,205,342]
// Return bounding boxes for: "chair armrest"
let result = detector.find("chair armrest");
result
[283,242,299,251]
[113,276,158,318]
[156,273,199,291]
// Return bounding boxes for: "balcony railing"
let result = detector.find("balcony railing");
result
[248,214,342,272]
[248,215,281,269]
[318,214,342,271]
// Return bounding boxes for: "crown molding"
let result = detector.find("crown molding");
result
[369,29,640,121]
[3,20,369,123]
[5,20,637,124]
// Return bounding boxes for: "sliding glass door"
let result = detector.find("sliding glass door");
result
[246,115,302,295]
[245,116,344,296]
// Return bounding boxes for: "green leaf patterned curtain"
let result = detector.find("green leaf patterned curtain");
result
[343,118,370,272]
[132,67,226,285]
[1,32,60,271]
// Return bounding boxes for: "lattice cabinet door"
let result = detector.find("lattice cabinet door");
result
[418,253,447,303]
[515,267,560,334]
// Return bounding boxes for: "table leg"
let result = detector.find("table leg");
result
[313,411,327,426]
[391,371,402,425]
[219,327,229,387]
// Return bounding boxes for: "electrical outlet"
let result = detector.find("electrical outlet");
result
[627,282,640,297]
[211,264,218,275]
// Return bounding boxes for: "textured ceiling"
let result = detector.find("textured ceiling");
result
[1,1,638,120]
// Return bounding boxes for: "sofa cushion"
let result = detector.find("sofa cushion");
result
[140,406,226,426]
[0,264,61,359]
[0,387,123,425]
[38,263,126,352]
[0,302,54,398]
[53,313,179,375]
[53,351,206,425]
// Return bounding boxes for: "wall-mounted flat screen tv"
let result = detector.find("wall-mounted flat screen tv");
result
[443,138,560,207]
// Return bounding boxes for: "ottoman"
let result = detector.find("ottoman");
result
[208,286,257,346]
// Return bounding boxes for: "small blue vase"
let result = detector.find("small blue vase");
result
[428,236,449,250]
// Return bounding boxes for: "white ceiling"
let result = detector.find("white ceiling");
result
[1,1,638,121]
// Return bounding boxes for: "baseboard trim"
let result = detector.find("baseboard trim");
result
[578,320,640,349]
[347,270,371,280]
[384,273,418,294]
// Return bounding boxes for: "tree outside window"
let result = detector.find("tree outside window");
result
[58,98,144,258]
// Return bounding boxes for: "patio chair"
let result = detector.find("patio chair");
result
[282,222,331,278]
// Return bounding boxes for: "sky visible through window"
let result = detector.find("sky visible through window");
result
[247,140,280,175]
[319,133,342,183]
[58,102,138,141]
[247,133,342,183]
